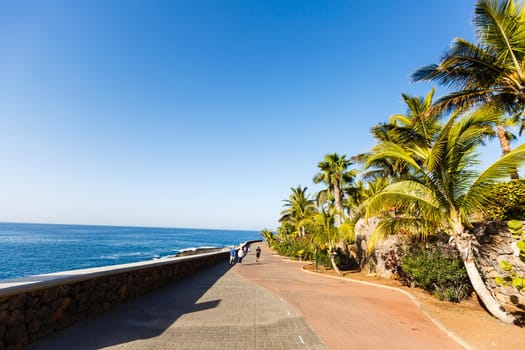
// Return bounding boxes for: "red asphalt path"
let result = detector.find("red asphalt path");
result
[235,244,465,350]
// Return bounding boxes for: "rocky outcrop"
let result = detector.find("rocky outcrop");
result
[354,217,407,279]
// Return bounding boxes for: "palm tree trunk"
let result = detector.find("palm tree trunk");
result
[328,248,342,275]
[496,125,519,179]
[333,186,344,225]
[453,233,516,324]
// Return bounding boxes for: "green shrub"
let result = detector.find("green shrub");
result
[316,249,332,269]
[277,222,296,238]
[483,180,525,220]
[273,236,314,260]
[260,228,276,247]
[401,247,473,302]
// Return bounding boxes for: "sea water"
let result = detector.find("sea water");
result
[0,222,260,281]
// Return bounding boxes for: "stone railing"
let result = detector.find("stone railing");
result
[0,249,229,350]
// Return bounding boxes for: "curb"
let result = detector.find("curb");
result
[301,265,476,350]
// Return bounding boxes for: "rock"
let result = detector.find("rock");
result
[41,288,58,304]
[51,297,71,322]
[7,310,24,327]
[495,292,508,303]
[7,295,26,311]
[27,319,41,333]
[5,326,27,347]
[487,270,500,278]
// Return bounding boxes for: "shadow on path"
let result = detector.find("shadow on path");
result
[25,263,231,350]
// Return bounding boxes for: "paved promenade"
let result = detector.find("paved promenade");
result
[26,244,465,350]
[236,245,465,350]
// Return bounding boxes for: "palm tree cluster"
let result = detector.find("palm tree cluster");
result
[276,154,358,273]
[265,0,525,324]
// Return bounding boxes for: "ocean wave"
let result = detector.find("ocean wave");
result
[178,246,218,252]
[99,252,143,260]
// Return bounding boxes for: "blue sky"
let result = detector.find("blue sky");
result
[0,0,507,230]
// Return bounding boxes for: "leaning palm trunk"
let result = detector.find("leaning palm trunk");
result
[453,231,516,324]
[328,248,342,275]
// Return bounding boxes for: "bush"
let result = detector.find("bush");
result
[273,236,314,260]
[401,247,473,302]
[277,222,296,238]
[483,180,525,220]
[381,249,411,286]
[316,249,332,269]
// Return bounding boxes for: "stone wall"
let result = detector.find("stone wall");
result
[356,217,525,316]
[0,250,229,350]
[473,222,525,315]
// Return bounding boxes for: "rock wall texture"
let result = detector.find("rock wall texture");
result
[355,217,406,279]
[0,251,228,350]
[355,217,525,316]
[473,222,525,315]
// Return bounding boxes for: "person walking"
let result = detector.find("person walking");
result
[229,246,236,265]
[256,246,261,262]
[237,246,244,264]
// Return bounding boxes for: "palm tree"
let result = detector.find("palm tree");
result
[364,109,525,323]
[344,177,389,220]
[279,185,317,237]
[344,180,367,214]
[313,153,357,221]
[260,228,275,247]
[311,209,354,275]
[361,126,412,181]
[387,89,443,149]
[412,0,525,176]
[362,90,443,181]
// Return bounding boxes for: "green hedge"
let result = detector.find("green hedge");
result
[401,247,473,302]
[272,237,333,268]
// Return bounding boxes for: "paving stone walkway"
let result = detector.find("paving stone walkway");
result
[25,255,325,350]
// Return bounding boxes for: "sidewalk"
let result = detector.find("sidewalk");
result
[25,252,325,350]
[26,243,467,350]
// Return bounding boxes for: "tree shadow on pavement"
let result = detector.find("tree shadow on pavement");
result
[26,262,231,350]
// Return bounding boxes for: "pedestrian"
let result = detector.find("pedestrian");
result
[256,246,261,262]
[229,246,236,265]
[238,247,244,264]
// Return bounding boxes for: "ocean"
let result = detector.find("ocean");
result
[0,222,260,281]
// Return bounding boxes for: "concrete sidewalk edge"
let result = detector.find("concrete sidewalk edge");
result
[301,266,475,350]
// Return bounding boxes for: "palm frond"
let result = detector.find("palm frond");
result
[367,217,445,253]
[365,142,421,171]
[389,114,411,126]
[365,188,442,222]
[475,0,525,70]
[412,39,503,89]
[470,141,525,187]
